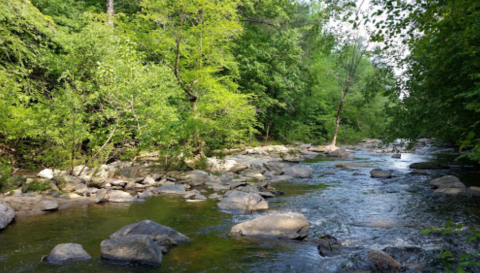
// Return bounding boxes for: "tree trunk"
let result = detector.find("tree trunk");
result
[331,79,351,147]
[106,0,114,26]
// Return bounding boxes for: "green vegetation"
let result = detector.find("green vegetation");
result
[0,0,392,172]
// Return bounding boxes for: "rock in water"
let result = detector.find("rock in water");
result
[283,165,313,178]
[391,154,401,159]
[429,175,466,196]
[409,162,448,169]
[370,169,392,178]
[101,235,162,266]
[217,191,268,214]
[96,189,108,203]
[367,250,403,273]
[100,220,190,266]
[410,169,427,175]
[46,243,91,264]
[107,190,136,202]
[42,200,59,211]
[230,213,309,240]
[0,204,15,230]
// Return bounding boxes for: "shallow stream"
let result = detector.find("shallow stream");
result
[1,148,480,272]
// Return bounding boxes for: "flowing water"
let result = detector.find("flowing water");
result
[1,148,480,272]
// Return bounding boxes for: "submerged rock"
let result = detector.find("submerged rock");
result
[335,162,373,168]
[283,165,313,178]
[0,204,15,229]
[409,162,448,169]
[230,213,308,240]
[370,169,392,178]
[391,154,401,159]
[46,243,91,264]
[100,220,190,267]
[317,234,341,257]
[217,191,268,214]
[101,235,162,266]
[410,169,427,175]
[366,250,403,273]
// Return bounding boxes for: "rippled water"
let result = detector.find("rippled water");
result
[1,148,480,272]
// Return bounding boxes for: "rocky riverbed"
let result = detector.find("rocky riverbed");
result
[1,138,480,272]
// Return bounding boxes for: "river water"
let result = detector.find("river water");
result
[1,147,480,272]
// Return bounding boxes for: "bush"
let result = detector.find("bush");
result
[22,180,51,192]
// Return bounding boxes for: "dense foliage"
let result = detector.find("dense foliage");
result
[0,0,392,171]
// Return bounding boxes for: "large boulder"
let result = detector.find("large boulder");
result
[101,235,162,266]
[100,220,190,266]
[183,170,209,186]
[263,162,291,175]
[429,175,466,196]
[370,169,392,178]
[46,243,91,264]
[217,191,268,214]
[0,204,15,229]
[409,162,448,169]
[230,213,309,240]
[283,165,313,178]
[38,169,54,179]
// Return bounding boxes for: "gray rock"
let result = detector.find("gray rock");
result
[88,177,107,188]
[370,169,392,178]
[143,176,156,185]
[367,250,403,272]
[409,162,448,169]
[434,188,466,196]
[109,220,190,247]
[96,189,108,203]
[0,204,15,229]
[184,170,209,186]
[42,200,59,211]
[229,165,248,173]
[258,192,275,198]
[391,154,401,159]
[430,175,465,189]
[469,186,480,197]
[107,190,136,203]
[230,213,309,240]
[283,165,313,178]
[217,191,268,214]
[120,166,141,178]
[74,183,89,194]
[101,235,162,266]
[263,162,290,175]
[153,184,187,195]
[111,180,128,187]
[46,243,91,264]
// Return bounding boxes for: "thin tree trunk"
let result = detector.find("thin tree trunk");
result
[71,106,76,175]
[331,79,351,146]
[106,0,114,26]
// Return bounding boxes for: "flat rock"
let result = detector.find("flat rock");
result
[111,180,128,187]
[107,190,136,203]
[429,175,465,189]
[217,191,268,214]
[370,169,392,178]
[230,213,309,240]
[229,165,248,173]
[270,175,294,183]
[391,154,401,159]
[154,184,187,195]
[469,186,480,197]
[46,243,91,264]
[184,170,209,186]
[327,148,354,157]
[409,162,448,169]
[42,200,59,211]
[434,188,466,196]
[0,204,15,229]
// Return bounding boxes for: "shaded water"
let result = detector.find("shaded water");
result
[1,149,480,272]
